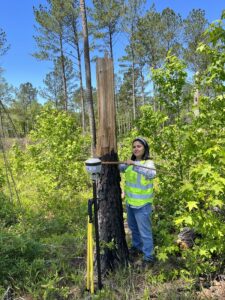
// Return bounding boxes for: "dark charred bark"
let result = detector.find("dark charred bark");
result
[97,151,129,274]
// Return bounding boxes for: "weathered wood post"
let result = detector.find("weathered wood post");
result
[96,54,129,273]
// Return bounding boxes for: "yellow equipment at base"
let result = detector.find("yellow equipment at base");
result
[86,216,94,294]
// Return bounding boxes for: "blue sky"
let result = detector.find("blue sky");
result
[0,0,224,102]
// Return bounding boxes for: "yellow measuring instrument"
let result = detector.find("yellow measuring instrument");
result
[86,215,94,294]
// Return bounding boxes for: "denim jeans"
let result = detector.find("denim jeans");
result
[127,203,154,261]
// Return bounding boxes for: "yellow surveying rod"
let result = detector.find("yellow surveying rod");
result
[86,216,94,294]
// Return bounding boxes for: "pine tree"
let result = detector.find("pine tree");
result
[33,0,70,110]
[63,0,86,132]
[183,9,209,73]
[0,28,10,57]
[41,56,76,110]
[91,0,124,61]
[11,83,41,136]
[120,0,146,119]
[80,0,96,154]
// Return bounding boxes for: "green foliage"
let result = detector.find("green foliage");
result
[91,0,124,57]
[0,27,10,56]
[41,56,77,110]
[183,9,209,72]
[0,193,17,227]
[135,19,225,277]
[20,104,90,192]
[152,53,187,115]
[118,129,139,161]
[11,82,41,136]
[0,105,91,298]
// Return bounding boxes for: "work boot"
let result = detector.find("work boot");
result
[141,258,155,269]
[129,247,142,257]
[134,258,155,270]
[128,247,142,263]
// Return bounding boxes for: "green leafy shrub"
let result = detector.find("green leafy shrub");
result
[135,19,225,277]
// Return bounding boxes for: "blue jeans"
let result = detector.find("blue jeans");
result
[127,203,154,261]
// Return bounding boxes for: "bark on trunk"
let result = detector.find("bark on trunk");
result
[98,152,129,273]
[80,0,96,154]
[140,68,145,105]
[59,35,68,111]
[131,46,136,120]
[71,18,86,133]
[96,56,129,275]
[109,27,113,61]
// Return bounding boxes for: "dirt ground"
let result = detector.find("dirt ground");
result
[197,279,225,299]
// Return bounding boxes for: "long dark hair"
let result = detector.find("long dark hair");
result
[131,137,150,161]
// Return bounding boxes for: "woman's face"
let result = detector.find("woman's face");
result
[132,141,145,160]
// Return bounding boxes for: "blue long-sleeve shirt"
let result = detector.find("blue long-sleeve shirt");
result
[119,160,156,179]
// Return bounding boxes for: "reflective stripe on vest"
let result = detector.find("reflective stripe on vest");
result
[125,162,153,206]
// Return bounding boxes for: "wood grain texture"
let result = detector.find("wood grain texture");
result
[96,56,117,156]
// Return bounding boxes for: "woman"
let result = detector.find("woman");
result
[119,137,156,265]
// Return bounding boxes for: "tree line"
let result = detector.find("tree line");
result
[0,0,209,138]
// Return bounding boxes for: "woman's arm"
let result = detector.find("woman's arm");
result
[118,163,128,173]
[133,160,156,179]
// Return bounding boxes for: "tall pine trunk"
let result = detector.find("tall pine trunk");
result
[109,28,113,61]
[140,67,145,105]
[71,18,86,133]
[59,35,68,111]
[131,45,136,120]
[80,0,96,153]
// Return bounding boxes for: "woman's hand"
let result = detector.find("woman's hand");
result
[126,159,134,165]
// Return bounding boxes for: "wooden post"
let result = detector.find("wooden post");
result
[96,54,116,155]
[96,54,129,274]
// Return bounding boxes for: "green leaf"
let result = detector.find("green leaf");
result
[184,216,193,225]
[174,217,185,225]
[180,182,193,193]
[186,201,198,211]
[199,249,208,257]
[221,9,225,19]
[157,252,168,262]
[212,199,224,208]
[211,184,224,195]
[217,230,224,237]
[197,43,206,52]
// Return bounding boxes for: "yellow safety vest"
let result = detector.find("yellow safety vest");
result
[125,161,154,206]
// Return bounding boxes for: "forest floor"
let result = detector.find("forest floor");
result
[197,278,225,299]
[74,225,225,299]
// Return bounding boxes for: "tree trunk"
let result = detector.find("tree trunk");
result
[109,27,113,61]
[96,56,129,274]
[59,35,68,111]
[131,46,136,120]
[98,152,129,273]
[71,18,86,133]
[140,67,145,105]
[80,0,96,154]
